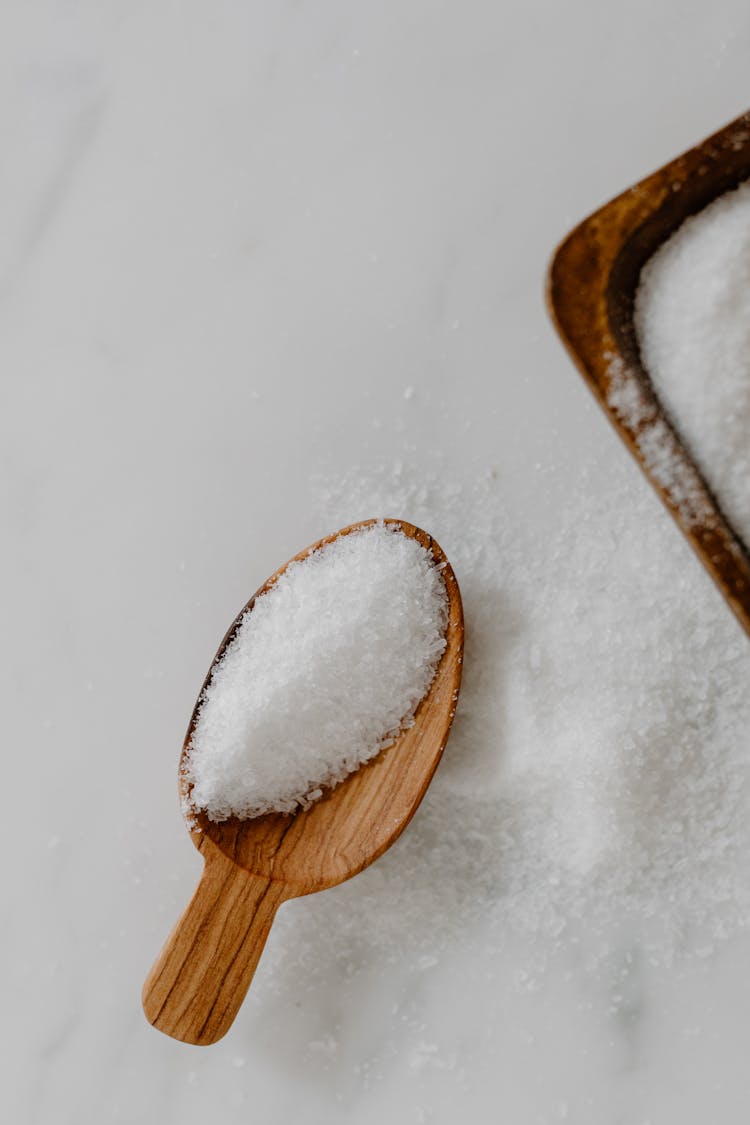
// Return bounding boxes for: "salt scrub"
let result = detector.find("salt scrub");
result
[635,179,750,548]
[185,523,449,821]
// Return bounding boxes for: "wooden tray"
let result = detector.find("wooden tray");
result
[547,110,750,639]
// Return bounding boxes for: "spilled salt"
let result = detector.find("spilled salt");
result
[634,179,750,549]
[252,454,750,1002]
[184,522,448,821]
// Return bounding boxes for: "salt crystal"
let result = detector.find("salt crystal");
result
[308,1033,338,1057]
[409,1041,440,1072]
[185,523,449,821]
[635,179,750,549]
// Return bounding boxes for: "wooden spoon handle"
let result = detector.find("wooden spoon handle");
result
[142,841,287,1045]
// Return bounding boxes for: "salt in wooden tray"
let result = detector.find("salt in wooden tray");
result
[547,110,750,639]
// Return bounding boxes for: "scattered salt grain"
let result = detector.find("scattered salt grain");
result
[185,523,448,821]
[308,1034,338,1057]
[635,179,750,549]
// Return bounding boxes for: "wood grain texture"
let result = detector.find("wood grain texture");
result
[547,109,750,639]
[142,836,287,1045]
[143,519,464,1045]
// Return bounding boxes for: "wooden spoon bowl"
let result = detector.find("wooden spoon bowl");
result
[142,519,463,1045]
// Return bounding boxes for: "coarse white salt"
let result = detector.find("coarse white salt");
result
[253,455,750,997]
[184,522,449,821]
[635,179,750,549]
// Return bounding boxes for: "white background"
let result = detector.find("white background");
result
[3,2,750,1122]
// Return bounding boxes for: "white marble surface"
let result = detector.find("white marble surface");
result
[4,2,750,1122]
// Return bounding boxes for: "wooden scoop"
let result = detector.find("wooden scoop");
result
[142,519,464,1045]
